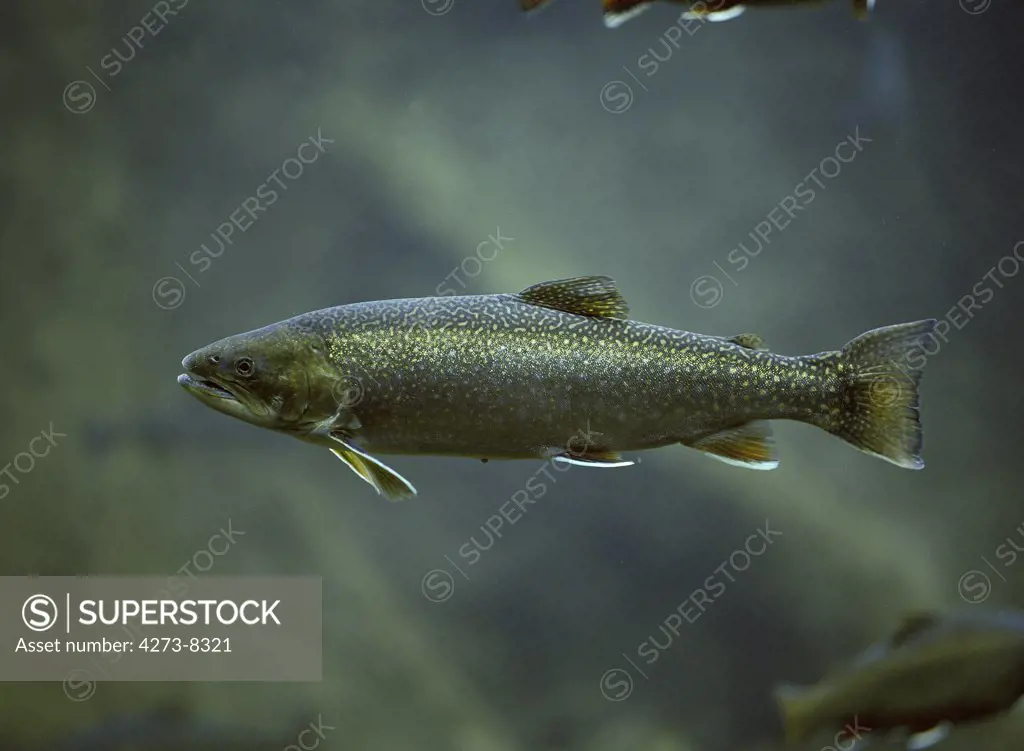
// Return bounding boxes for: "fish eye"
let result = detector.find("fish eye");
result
[234,357,255,377]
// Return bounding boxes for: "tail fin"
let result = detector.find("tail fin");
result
[773,684,821,746]
[827,319,938,469]
[603,0,655,27]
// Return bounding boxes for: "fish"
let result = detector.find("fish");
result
[599,0,874,28]
[178,276,935,501]
[774,609,1024,749]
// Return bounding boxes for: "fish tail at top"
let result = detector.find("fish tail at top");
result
[825,319,938,469]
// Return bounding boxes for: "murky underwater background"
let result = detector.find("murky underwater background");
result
[3,0,1024,748]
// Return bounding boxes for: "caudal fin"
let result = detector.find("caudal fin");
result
[828,320,938,469]
[773,684,821,746]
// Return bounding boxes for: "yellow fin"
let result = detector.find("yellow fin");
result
[691,421,778,469]
[516,276,629,320]
[328,436,417,501]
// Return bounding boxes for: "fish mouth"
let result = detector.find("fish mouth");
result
[177,373,238,402]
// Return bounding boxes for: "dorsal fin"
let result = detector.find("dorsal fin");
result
[728,333,769,351]
[515,276,629,320]
[890,612,939,648]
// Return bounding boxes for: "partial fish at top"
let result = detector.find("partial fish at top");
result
[521,0,874,28]
[179,276,935,501]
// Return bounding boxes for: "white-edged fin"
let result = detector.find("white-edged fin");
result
[554,455,635,468]
[604,3,653,27]
[327,436,417,501]
[906,723,952,750]
[704,454,779,470]
[691,421,778,470]
[682,5,746,21]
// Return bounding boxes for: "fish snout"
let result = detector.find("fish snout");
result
[181,349,221,378]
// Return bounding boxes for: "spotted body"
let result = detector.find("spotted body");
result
[179,276,936,500]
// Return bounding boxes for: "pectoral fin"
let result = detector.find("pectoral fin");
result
[691,421,778,469]
[327,435,417,501]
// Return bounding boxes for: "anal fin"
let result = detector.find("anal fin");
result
[327,435,417,501]
[691,421,778,470]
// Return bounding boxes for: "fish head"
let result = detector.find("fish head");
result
[178,323,330,433]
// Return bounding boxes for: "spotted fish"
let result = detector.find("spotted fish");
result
[178,276,935,500]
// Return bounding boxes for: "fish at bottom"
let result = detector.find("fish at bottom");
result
[774,609,1024,750]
